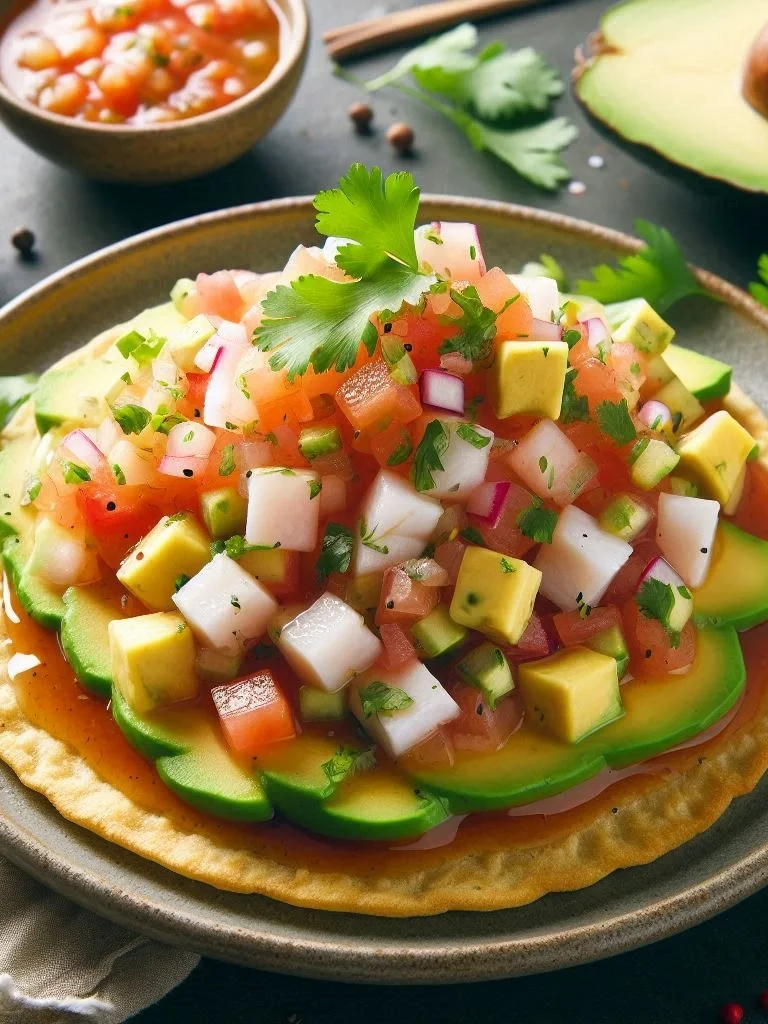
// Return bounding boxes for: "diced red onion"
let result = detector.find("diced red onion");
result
[166,421,217,459]
[158,454,208,480]
[439,352,473,375]
[203,338,257,429]
[582,316,609,355]
[61,430,105,470]
[639,556,685,589]
[530,318,563,342]
[638,400,672,433]
[467,480,511,528]
[420,369,464,414]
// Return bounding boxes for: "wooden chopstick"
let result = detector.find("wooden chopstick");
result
[324,0,551,61]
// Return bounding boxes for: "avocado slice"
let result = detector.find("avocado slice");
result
[61,583,125,698]
[261,734,448,840]
[2,534,65,629]
[662,346,732,402]
[0,435,37,540]
[34,359,131,435]
[409,627,743,812]
[574,0,768,193]
[111,686,272,822]
[695,522,768,629]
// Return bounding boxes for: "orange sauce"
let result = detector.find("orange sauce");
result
[0,0,280,124]
[4,462,768,873]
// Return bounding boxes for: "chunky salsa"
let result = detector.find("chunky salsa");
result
[0,0,280,123]
[1,166,767,847]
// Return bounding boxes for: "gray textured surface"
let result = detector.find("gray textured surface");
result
[1,0,768,1020]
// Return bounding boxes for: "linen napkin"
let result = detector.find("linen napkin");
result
[0,855,199,1022]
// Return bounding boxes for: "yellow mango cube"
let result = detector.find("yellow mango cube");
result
[109,612,198,713]
[491,340,568,420]
[449,547,542,645]
[518,645,623,744]
[117,513,211,611]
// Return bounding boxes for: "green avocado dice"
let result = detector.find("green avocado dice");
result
[200,487,248,539]
[34,359,130,434]
[662,345,732,402]
[606,298,674,355]
[116,513,211,611]
[407,627,744,811]
[111,687,272,822]
[260,734,447,840]
[61,584,125,697]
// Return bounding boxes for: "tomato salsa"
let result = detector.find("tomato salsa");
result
[1,166,767,851]
[0,0,280,123]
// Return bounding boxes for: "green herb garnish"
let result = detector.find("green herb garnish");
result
[595,398,637,446]
[412,419,448,491]
[516,496,558,544]
[316,523,354,581]
[359,681,414,718]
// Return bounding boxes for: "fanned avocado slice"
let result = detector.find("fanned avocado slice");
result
[261,734,448,841]
[695,522,768,630]
[2,535,65,629]
[409,628,744,812]
[574,0,768,193]
[61,584,126,698]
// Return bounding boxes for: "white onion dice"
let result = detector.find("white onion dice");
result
[535,505,633,610]
[656,493,719,588]
[172,552,278,654]
[425,421,494,499]
[246,467,321,552]
[277,593,382,692]
[508,419,597,507]
[353,470,443,575]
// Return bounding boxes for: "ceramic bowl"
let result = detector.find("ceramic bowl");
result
[0,0,308,184]
[3,196,768,981]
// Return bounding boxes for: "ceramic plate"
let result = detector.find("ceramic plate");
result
[2,197,768,984]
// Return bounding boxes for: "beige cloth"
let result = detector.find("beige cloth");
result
[0,856,199,1023]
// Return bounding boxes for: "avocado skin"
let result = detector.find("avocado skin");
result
[663,345,732,402]
[61,587,121,698]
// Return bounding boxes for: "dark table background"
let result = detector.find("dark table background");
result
[2,0,768,1020]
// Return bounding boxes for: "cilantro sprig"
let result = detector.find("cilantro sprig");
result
[321,745,376,785]
[254,166,434,379]
[516,497,558,544]
[636,578,680,646]
[438,285,497,363]
[316,522,354,581]
[412,419,448,491]
[595,398,637,446]
[359,681,414,718]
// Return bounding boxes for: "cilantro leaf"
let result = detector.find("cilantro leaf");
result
[456,422,491,448]
[314,164,420,276]
[459,526,486,546]
[575,220,709,313]
[560,368,589,424]
[62,461,91,485]
[316,522,354,581]
[749,254,768,309]
[456,112,577,191]
[516,496,558,544]
[359,681,414,718]
[417,45,563,122]
[255,261,430,379]
[438,285,497,362]
[412,419,448,491]
[364,22,478,91]
[595,398,637,446]
[112,403,151,435]
[219,444,236,477]
[116,328,165,365]
[636,578,675,629]
[0,374,37,429]
[321,745,376,785]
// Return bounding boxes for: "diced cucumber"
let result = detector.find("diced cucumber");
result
[299,686,347,722]
[170,277,196,312]
[457,643,514,709]
[584,624,630,679]
[599,493,651,542]
[345,574,382,614]
[411,604,468,658]
[668,476,699,497]
[629,438,680,490]
[298,426,343,460]
[201,487,248,539]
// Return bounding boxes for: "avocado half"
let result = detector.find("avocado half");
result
[574,0,768,193]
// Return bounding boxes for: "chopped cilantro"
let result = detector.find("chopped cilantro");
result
[321,745,376,784]
[465,394,483,422]
[62,461,91,485]
[112,463,127,486]
[116,328,166,365]
[438,285,497,363]
[316,523,354,581]
[459,526,486,546]
[500,557,516,573]
[360,516,389,554]
[386,432,413,466]
[595,398,637,446]
[412,419,448,491]
[112,403,151,435]
[308,478,323,500]
[563,328,581,349]
[21,476,41,505]
[456,422,491,449]
[219,444,236,477]
[149,409,184,435]
[559,368,589,424]
[230,594,241,610]
[174,574,190,591]
[636,578,675,631]
[516,496,558,544]
[628,437,650,465]
[182,430,194,443]
[359,680,414,718]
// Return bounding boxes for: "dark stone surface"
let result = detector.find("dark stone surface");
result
[2,0,768,1019]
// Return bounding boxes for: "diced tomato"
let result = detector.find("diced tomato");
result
[434,538,467,585]
[390,312,458,373]
[474,267,533,341]
[476,481,536,557]
[379,623,418,670]
[610,342,646,400]
[267,426,308,468]
[177,372,208,420]
[602,544,657,605]
[513,612,555,660]
[370,420,413,469]
[195,271,245,321]
[621,599,696,678]
[212,670,296,757]
[376,567,439,625]
[335,359,421,431]
[76,482,166,567]
[553,605,622,646]
[402,728,455,769]
[447,683,523,752]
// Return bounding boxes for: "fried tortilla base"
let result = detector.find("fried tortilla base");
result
[1,329,768,917]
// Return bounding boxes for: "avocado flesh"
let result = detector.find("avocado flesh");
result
[695,522,768,629]
[61,583,125,698]
[575,0,768,193]
[0,435,37,540]
[663,346,732,402]
[261,733,449,840]
[112,687,272,822]
[409,628,744,812]
[2,534,65,629]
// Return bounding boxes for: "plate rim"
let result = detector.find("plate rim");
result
[2,194,768,984]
